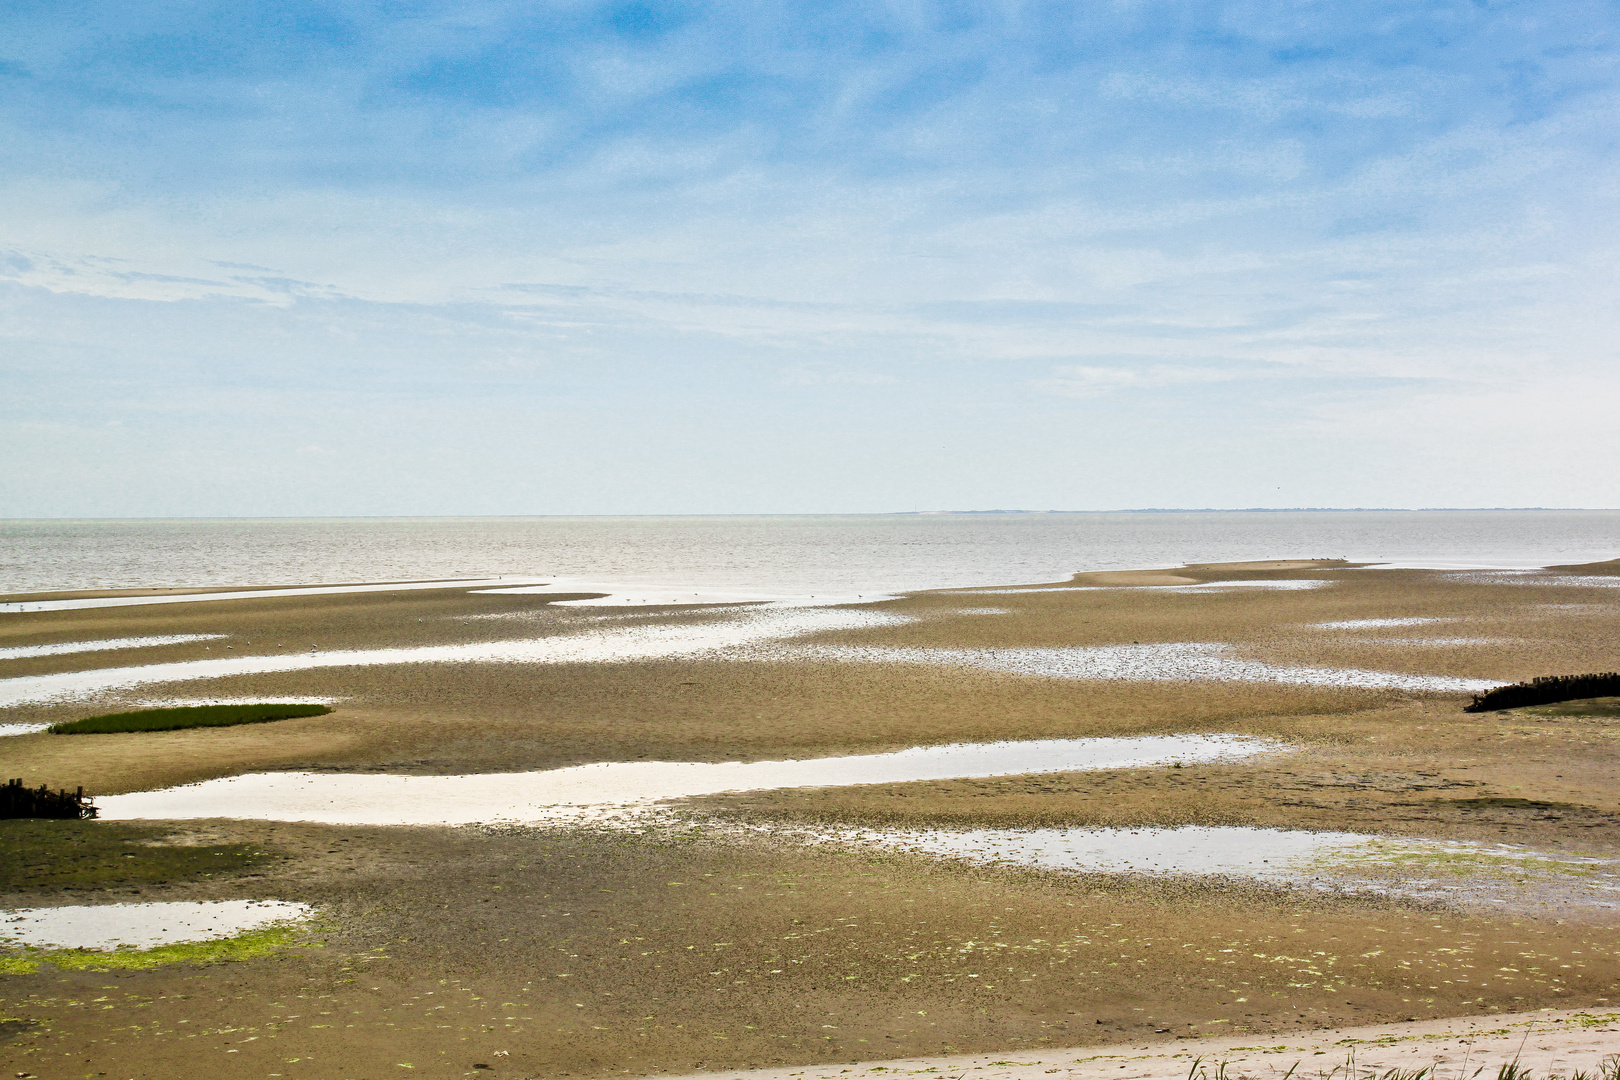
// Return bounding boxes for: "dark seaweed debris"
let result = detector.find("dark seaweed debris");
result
[1465,672,1620,713]
[0,778,97,820]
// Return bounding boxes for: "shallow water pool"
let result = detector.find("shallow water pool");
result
[0,606,909,708]
[96,734,1278,826]
[834,824,1373,882]
[0,635,226,661]
[781,641,1494,692]
[0,900,313,951]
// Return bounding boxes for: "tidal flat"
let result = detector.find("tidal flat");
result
[3,558,1620,1078]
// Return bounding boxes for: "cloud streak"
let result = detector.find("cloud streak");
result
[1,0,1618,513]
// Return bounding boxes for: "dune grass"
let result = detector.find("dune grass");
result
[49,703,332,735]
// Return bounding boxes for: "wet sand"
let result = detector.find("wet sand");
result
[6,820,1620,1078]
[3,558,1620,1078]
[682,1007,1620,1080]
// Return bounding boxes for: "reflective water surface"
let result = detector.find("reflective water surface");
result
[0,900,313,951]
[6,511,1617,596]
[96,735,1277,826]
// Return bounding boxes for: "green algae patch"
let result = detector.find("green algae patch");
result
[0,924,314,975]
[50,702,332,735]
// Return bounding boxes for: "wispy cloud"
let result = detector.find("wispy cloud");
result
[1,0,1618,513]
[779,366,900,387]
[1034,363,1270,399]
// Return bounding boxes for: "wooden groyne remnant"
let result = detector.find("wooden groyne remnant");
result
[1465,672,1620,713]
[0,778,97,819]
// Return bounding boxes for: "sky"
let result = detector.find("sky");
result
[2,0,1618,516]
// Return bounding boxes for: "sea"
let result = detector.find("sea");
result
[2,511,1617,598]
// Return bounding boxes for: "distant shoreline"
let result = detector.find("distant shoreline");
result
[897,506,1606,514]
[4,507,1620,523]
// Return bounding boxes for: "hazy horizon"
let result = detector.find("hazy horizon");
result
[5,506,1620,522]
[9,509,1619,596]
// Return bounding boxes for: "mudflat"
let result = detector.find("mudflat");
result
[3,559,1620,1079]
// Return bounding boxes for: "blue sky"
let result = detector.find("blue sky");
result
[2,0,1617,514]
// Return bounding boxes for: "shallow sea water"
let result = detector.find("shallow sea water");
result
[0,577,536,614]
[475,580,885,607]
[5,511,1618,598]
[0,606,908,707]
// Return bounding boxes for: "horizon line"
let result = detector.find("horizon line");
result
[3,506,1617,523]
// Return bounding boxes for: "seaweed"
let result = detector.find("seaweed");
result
[0,778,96,820]
[1464,672,1620,713]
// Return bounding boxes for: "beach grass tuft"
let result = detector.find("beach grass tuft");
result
[49,702,332,735]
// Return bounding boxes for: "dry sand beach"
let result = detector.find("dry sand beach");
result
[4,557,1620,1078]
